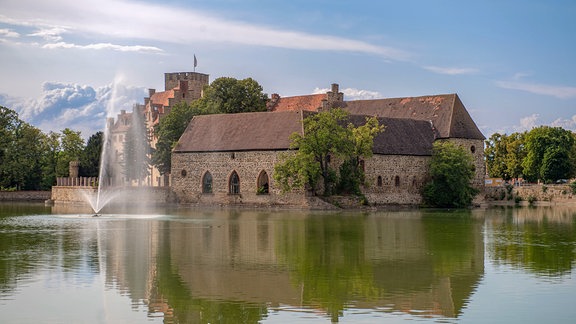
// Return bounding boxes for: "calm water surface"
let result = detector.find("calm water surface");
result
[1,202,576,323]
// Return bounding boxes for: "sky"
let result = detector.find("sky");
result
[1,0,575,138]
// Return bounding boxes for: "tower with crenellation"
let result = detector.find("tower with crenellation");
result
[164,72,209,103]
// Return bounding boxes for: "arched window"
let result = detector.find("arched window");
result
[229,171,240,194]
[470,145,476,153]
[202,171,212,193]
[395,176,400,187]
[377,176,383,187]
[257,170,269,194]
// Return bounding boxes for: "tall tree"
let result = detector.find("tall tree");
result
[422,141,478,208]
[56,128,85,177]
[80,131,103,177]
[522,126,575,182]
[197,77,268,114]
[152,101,201,175]
[274,109,383,196]
[40,131,61,190]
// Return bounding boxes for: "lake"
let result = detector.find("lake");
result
[1,202,575,323]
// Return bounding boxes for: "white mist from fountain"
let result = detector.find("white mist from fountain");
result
[82,74,148,214]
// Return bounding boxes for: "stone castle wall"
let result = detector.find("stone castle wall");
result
[172,151,308,206]
[172,151,438,206]
[363,155,430,205]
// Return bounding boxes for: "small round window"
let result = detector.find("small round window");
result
[181,169,187,177]
[470,145,476,153]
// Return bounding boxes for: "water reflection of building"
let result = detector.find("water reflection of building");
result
[98,210,484,322]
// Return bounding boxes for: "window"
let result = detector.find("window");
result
[257,170,269,194]
[470,145,476,153]
[377,176,382,187]
[395,176,400,187]
[229,171,240,194]
[202,171,212,193]
[181,169,187,177]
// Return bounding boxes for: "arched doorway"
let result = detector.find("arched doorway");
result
[229,171,240,194]
[257,170,269,194]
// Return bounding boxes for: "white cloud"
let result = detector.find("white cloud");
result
[42,42,164,53]
[0,0,409,60]
[313,87,382,100]
[28,27,66,41]
[423,66,478,75]
[0,81,147,137]
[518,114,539,131]
[496,80,576,99]
[550,115,576,131]
[0,28,20,38]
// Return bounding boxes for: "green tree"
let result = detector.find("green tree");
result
[152,101,201,175]
[485,132,526,180]
[423,141,479,208]
[123,111,151,185]
[504,132,526,179]
[56,128,85,177]
[0,106,20,189]
[337,116,385,195]
[12,123,45,190]
[522,126,575,182]
[274,109,383,196]
[40,131,61,189]
[197,77,268,114]
[80,131,103,177]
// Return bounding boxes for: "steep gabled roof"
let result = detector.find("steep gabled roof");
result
[344,94,484,140]
[347,115,436,156]
[174,111,435,156]
[173,111,306,153]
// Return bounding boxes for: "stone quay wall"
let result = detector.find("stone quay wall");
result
[0,191,51,201]
[485,183,576,206]
[51,186,175,206]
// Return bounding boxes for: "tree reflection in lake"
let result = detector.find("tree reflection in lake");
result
[1,204,576,323]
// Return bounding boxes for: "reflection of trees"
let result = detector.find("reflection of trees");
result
[0,204,98,297]
[277,213,376,322]
[277,211,484,321]
[488,207,576,276]
[421,210,484,315]
[151,221,268,324]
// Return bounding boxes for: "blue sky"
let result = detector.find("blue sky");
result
[1,0,575,138]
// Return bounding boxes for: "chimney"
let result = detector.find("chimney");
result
[148,88,156,97]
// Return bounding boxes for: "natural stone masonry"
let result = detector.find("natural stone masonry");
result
[172,151,308,206]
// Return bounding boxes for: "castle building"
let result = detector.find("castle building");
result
[136,71,209,186]
[171,84,485,206]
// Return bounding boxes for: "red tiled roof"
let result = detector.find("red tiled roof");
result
[269,94,326,112]
[150,90,175,107]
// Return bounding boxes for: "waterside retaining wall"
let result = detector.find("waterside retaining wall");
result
[0,191,51,201]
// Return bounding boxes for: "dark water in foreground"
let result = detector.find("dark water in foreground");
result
[1,203,576,323]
